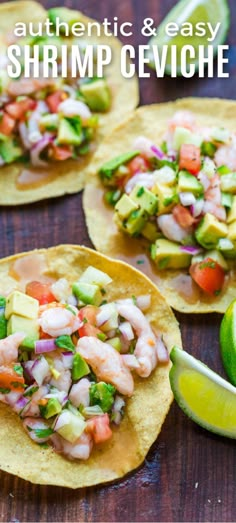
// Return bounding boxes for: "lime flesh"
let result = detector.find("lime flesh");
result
[147,0,230,74]
[170,346,236,438]
[220,299,236,386]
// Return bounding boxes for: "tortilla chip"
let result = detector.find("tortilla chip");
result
[0,244,181,487]
[83,97,236,314]
[0,1,139,204]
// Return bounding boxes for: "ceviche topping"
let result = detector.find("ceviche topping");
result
[0,9,111,168]
[0,265,168,460]
[100,111,236,296]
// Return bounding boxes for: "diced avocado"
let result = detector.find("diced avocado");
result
[57,117,82,146]
[0,316,7,339]
[227,196,236,223]
[200,141,217,158]
[99,151,140,181]
[115,194,138,220]
[48,7,80,32]
[41,398,62,419]
[228,221,236,241]
[152,183,177,215]
[195,213,228,249]
[0,139,23,164]
[151,238,192,269]
[5,291,39,320]
[55,410,86,443]
[211,127,230,143]
[218,238,236,259]
[78,266,112,288]
[104,189,121,206]
[178,171,203,197]
[107,337,121,352]
[90,382,116,412]
[220,173,236,194]
[205,250,228,270]
[7,314,39,341]
[130,186,158,215]
[202,157,216,178]
[72,353,90,381]
[72,282,102,305]
[80,79,111,112]
[217,165,231,175]
[116,208,148,236]
[39,113,59,131]
[222,192,233,209]
[173,127,202,150]
[0,70,10,94]
[142,221,160,242]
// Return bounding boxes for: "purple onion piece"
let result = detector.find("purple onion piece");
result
[35,339,56,354]
[180,245,203,255]
[150,145,165,159]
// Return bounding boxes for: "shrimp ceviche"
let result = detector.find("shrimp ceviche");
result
[0,7,111,169]
[0,264,169,461]
[99,110,236,297]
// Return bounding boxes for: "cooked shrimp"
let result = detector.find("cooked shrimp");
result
[204,174,226,222]
[7,78,54,97]
[0,333,25,365]
[23,417,51,443]
[116,302,158,378]
[50,431,93,460]
[125,173,155,194]
[38,306,81,337]
[69,378,91,408]
[215,137,236,171]
[157,214,191,243]
[77,337,134,396]
[168,110,196,132]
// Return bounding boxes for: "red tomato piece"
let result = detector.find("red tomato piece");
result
[189,257,225,295]
[0,363,25,393]
[26,281,56,305]
[78,323,103,338]
[86,414,112,444]
[50,144,72,161]
[173,204,195,228]
[179,144,201,175]
[46,91,66,113]
[5,98,36,120]
[127,155,150,176]
[0,112,15,136]
[79,305,99,326]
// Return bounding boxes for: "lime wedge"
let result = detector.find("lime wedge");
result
[147,0,230,75]
[169,346,236,438]
[220,299,236,386]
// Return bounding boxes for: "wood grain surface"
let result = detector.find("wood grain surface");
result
[0,0,235,521]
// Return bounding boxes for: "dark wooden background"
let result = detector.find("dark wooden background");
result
[0,0,236,521]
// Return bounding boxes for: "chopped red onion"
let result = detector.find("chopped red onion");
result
[61,352,74,370]
[136,294,151,311]
[30,134,53,167]
[31,356,50,386]
[179,192,196,207]
[150,144,165,159]
[190,198,204,218]
[112,395,125,425]
[197,171,210,191]
[23,360,35,383]
[35,339,56,354]
[19,122,31,150]
[180,245,203,255]
[121,354,140,370]
[96,308,111,328]
[156,338,169,363]
[119,322,134,341]
[53,410,71,431]
[14,395,29,413]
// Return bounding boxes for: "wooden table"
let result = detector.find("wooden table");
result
[0,0,236,521]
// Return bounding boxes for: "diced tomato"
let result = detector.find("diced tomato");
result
[173,204,195,228]
[179,144,201,175]
[127,155,150,176]
[26,281,56,305]
[78,305,99,326]
[50,144,72,161]
[78,323,103,338]
[189,257,225,295]
[0,112,15,136]
[86,414,112,444]
[5,98,36,121]
[46,91,66,113]
[0,363,25,393]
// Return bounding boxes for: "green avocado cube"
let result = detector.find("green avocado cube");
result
[72,353,90,381]
[72,282,102,305]
[195,213,228,249]
[42,398,62,419]
[221,174,236,194]
[211,127,230,143]
[152,183,177,215]
[142,222,160,242]
[90,382,116,412]
[227,196,236,223]
[78,266,112,288]
[151,238,192,269]
[55,410,86,443]
[121,208,148,236]
[80,79,111,112]
[7,314,39,341]
[5,291,39,320]
[178,171,204,197]
[99,151,140,181]
[115,194,139,220]
[0,139,23,164]
[130,186,158,215]
[107,337,122,352]
[173,127,202,150]
[57,117,82,146]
